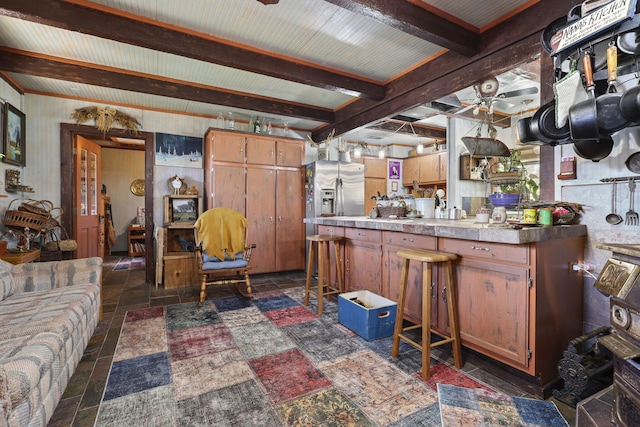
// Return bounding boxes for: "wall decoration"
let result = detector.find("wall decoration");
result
[389,160,400,179]
[155,133,203,168]
[71,106,141,135]
[130,179,145,196]
[3,103,25,166]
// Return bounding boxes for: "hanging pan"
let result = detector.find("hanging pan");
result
[573,135,614,162]
[595,44,629,135]
[569,52,599,141]
[625,151,640,173]
[529,101,572,144]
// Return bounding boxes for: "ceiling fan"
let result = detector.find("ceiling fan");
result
[456,77,538,116]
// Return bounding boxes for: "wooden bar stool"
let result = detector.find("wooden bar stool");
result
[391,248,463,380]
[305,235,344,315]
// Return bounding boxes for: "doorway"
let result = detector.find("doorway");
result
[60,123,155,283]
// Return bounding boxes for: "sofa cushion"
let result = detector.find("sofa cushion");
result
[0,260,15,302]
[0,365,10,425]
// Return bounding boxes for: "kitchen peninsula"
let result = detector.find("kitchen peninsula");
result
[306,216,587,396]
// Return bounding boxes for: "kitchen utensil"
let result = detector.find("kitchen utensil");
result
[606,181,623,225]
[625,179,638,225]
[625,152,640,173]
[595,44,629,135]
[617,29,640,54]
[530,100,572,144]
[572,135,614,162]
[569,52,599,141]
[516,117,539,144]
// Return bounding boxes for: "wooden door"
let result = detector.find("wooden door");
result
[451,258,530,368]
[246,167,276,273]
[246,136,275,165]
[75,135,101,258]
[419,153,440,183]
[276,140,303,167]
[209,164,245,214]
[209,131,245,163]
[402,156,420,186]
[275,169,304,271]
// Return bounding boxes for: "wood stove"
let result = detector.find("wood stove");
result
[592,245,640,427]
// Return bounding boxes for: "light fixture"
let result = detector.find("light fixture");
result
[378,146,386,159]
[353,147,362,158]
[416,143,424,154]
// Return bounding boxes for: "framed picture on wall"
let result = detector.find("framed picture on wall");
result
[389,160,400,179]
[3,103,25,166]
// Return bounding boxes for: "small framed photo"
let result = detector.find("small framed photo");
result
[391,181,398,192]
[3,103,26,166]
[171,197,198,223]
[389,160,400,179]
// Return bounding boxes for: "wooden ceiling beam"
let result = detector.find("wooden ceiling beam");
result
[0,49,335,123]
[312,0,573,141]
[324,0,480,57]
[0,0,385,100]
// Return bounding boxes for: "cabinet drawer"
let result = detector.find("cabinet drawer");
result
[345,228,381,243]
[318,225,344,237]
[439,238,529,264]
[383,231,435,249]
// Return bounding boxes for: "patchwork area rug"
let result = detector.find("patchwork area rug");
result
[94,288,560,426]
[113,257,145,271]
[438,384,569,427]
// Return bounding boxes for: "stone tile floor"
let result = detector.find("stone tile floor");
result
[47,254,577,426]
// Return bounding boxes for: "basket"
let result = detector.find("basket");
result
[17,199,54,218]
[376,204,407,218]
[3,199,47,230]
[45,226,77,252]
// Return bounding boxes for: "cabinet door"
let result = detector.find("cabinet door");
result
[276,169,305,271]
[276,140,303,167]
[209,131,245,163]
[365,179,386,214]
[419,153,440,183]
[452,257,530,368]
[246,137,275,165]
[402,156,420,186]
[344,229,382,294]
[209,164,245,214]
[438,152,447,180]
[246,167,276,274]
[363,157,387,179]
[382,232,437,324]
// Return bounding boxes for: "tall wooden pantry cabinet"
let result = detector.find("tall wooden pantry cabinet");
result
[204,128,305,274]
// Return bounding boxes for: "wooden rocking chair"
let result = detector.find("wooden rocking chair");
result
[193,207,256,305]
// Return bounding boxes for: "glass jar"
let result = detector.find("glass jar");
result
[492,206,507,223]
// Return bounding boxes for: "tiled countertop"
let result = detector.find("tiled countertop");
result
[304,216,587,244]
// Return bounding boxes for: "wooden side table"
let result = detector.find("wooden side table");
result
[0,249,41,264]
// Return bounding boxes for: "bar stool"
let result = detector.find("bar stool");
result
[391,248,463,380]
[305,235,344,315]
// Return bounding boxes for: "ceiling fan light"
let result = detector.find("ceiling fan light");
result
[473,106,480,115]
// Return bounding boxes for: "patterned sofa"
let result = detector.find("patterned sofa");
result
[0,257,102,427]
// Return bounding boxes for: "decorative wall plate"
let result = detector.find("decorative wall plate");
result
[130,179,145,196]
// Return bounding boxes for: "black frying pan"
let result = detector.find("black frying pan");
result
[569,52,599,141]
[595,45,629,135]
[530,101,571,144]
[572,135,614,162]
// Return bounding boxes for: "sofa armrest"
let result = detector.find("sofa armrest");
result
[11,257,103,294]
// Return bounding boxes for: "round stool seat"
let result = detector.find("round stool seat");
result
[397,249,457,263]
[307,235,343,243]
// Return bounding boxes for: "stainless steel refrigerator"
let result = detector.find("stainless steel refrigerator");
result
[305,160,365,238]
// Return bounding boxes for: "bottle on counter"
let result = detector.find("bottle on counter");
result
[254,117,261,133]
[492,206,507,223]
[227,112,235,130]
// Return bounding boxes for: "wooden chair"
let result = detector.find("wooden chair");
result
[193,207,256,305]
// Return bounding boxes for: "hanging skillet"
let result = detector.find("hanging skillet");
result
[595,44,629,135]
[573,135,614,162]
[529,101,571,144]
[569,52,599,141]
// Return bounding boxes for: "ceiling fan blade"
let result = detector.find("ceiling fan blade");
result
[455,104,477,115]
[496,87,538,98]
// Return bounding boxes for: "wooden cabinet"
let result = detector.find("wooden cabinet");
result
[361,156,388,214]
[402,152,447,186]
[204,128,305,274]
[156,225,200,289]
[382,231,437,324]
[344,228,382,294]
[208,132,245,163]
[439,236,585,384]
[128,225,145,257]
[363,157,387,178]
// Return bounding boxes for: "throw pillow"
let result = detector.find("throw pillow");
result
[0,260,15,302]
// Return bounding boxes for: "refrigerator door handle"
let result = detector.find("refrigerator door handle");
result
[336,177,344,216]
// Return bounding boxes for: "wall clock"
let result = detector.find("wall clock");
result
[130,179,145,196]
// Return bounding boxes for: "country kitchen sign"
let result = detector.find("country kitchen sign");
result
[549,0,637,55]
